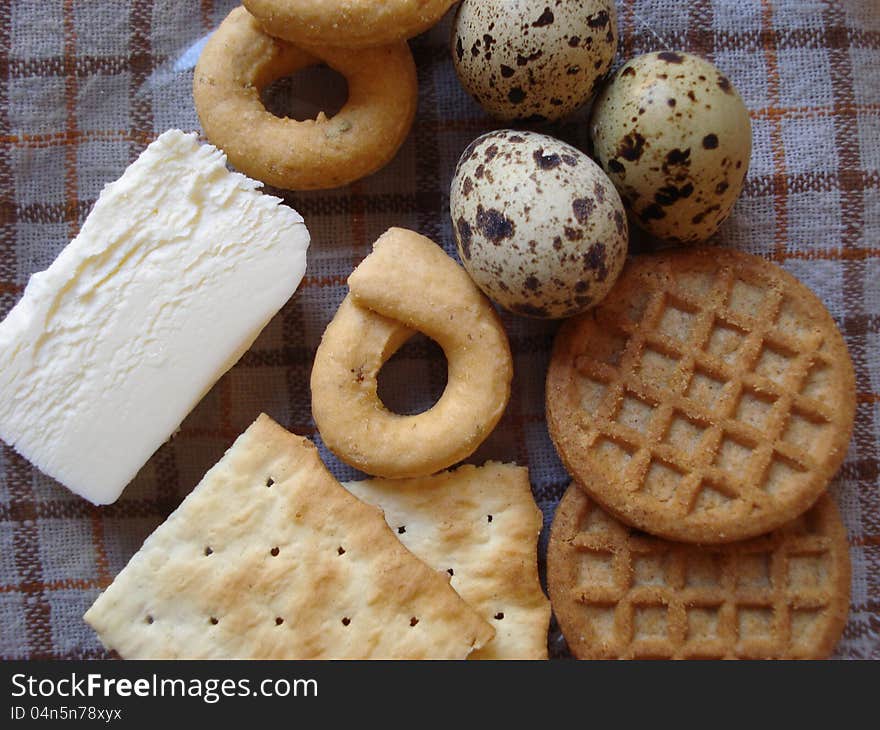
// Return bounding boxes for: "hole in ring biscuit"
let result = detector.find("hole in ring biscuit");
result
[376,333,448,416]
[193,7,418,190]
[311,228,513,479]
[262,65,349,122]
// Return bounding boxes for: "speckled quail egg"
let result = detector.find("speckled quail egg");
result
[452,0,618,123]
[450,130,628,319]
[590,51,752,243]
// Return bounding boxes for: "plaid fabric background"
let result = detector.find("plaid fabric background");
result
[0,0,877,659]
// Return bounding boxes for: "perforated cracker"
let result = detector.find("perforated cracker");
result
[546,248,856,543]
[548,485,851,659]
[84,414,493,659]
[345,462,551,660]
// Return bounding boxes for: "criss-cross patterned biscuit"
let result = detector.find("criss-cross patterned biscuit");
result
[548,485,851,659]
[546,248,856,543]
[84,414,493,659]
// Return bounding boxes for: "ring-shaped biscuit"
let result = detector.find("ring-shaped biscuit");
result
[311,228,513,479]
[193,7,418,190]
[242,0,457,49]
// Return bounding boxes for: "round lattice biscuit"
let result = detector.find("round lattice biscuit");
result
[546,248,856,543]
[548,485,851,660]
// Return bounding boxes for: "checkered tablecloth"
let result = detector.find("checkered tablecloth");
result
[0,0,877,659]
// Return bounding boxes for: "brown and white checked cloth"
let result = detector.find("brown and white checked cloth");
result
[0,0,877,660]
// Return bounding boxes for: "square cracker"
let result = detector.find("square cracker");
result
[84,414,493,659]
[345,463,550,659]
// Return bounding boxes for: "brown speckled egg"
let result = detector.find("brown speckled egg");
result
[590,51,752,244]
[452,0,618,123]
[450,130,628,319]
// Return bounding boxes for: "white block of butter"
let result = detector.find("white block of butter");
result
[0,130,310,504]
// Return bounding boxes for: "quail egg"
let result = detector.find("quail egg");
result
[452,0,618,123]
[590,51,752,243]
[450,130,628,319]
